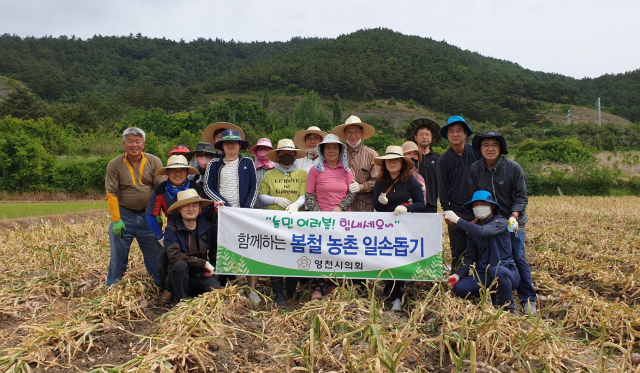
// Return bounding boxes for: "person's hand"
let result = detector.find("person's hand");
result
[204,262,215,277]
[394,205,407,215]
[112,220,126,237]
[214,201,225,212]
[349,181,361,193]
[419,181,426,192]
[274,197,292,209]
[157,236,164,248]
[508,217,519,232]
[286,202,300,213]
[447,274,460,289]
[333,206,344,212]
[378,193,389,205]
[443,210,460,224]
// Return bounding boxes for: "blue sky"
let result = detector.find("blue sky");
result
[1,0,638,79]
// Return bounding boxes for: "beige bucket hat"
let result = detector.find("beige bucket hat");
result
[373,145,414,169]
[401,141,422,163]
[167,189,213,214]
[266,139,306,163]
[293,126,328,149]
[202,122,245,148]
[154,155,199,176]
[331,115,375,142]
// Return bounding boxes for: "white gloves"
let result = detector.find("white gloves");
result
[420,181,426,192]
[286,202,300,213]
[157,237,164,248]
[447,274,460,289]
[273,197,291,209]
[349,181,361,193]
[394,205,407,215]
[378,193,389,205]
[204,262,215,277]
[443,210,460,224]
[508,217,519,232]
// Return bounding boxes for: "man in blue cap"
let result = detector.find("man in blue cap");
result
[437,116,481,271]
[469,131,537,315]
[443,191,520,313]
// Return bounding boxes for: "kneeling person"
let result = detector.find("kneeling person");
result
[165,189,221,303]
[444,191,520,313]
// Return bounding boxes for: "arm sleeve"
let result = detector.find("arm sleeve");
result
[244,159,258,209]
[406,177,426,212]
[511,163,528,213]
[437,158,450,210]
[373,182,384,211]
[305,193,321,211]
[259,194,276,206]
[457,216,507,237]
[105,192,121,222]
[104,160,121,222]
[338,192,356,211]
[146,214,164,239]
[295,194,305,206]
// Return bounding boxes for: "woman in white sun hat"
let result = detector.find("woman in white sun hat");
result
[373,145,425,312]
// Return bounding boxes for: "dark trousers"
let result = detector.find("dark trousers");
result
[448,222,468,271]
[453,265,520,311]
[424,204,438,213]
[511,230,537,304]
[168,260,221,302]
[383,280,405,300]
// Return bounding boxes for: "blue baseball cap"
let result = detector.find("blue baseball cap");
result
[440,116,473,141]
[214,129,249,150]
[463,190,501,213]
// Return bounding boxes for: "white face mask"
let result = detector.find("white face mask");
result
[473,205,492,219]
[347,139,362,148]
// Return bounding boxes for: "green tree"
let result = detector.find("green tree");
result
[0,87,45,120]
[293,91,330,131]
[332,94,342,126]
[0,132,54,191]
[262,88,270,109]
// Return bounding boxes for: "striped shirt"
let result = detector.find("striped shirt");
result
[253,166,269,209]
[220,158,240,207]
[346,144,379,212]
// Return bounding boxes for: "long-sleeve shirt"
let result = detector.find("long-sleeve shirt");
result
[469,156,529,226]
[203,155,257,209]
[373,176,425,213]
[437,144,481,220]
[346,144,379,212]
[454,214,515,278]
[418,149,440,210]
[105,152,163,212]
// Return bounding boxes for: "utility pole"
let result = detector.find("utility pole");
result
[567,109,572,124]
[597,97,601,127]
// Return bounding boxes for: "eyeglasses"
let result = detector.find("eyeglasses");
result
[481,143,500,149]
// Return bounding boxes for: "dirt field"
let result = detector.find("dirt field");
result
[1,196,639,372]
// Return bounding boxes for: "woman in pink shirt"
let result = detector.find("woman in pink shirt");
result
[304,134,355,300]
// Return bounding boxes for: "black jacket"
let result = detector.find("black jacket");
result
[165,215,214,274]
[437,144,481,219]
[418,149,440,210]
[469,156,528,226]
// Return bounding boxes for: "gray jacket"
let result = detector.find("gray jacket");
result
[469,156,528,226]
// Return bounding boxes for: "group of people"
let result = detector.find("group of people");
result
[104,114,537,314]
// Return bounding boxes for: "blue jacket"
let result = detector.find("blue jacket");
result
[454,214,515,278]
[436,143,481,219]
[165,215,214,274]
[203,154,257,208]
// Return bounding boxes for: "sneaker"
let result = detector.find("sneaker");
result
[523,301,537,316]
[310,290,323,301]
[248,291,261,306]
[160,290,173,305]
[391,298,402,311]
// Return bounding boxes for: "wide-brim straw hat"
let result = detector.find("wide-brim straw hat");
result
[213,129,249,150]
[155,155,199,176]
[373,145,414,169]
[401,141,422,163]
[249,138,274,154]
[167,189,213,214]
[405,118,441,145]
[293,126,328,149]
[202,122,245,148]
[472,131,508,155]
[266,139,306,163]
[440,116,473,141]
[331,115,375,142]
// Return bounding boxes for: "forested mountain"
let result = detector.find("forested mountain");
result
[1,28,639,123]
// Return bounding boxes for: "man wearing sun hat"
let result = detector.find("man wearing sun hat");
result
[331,115,379,212]
[105,127,163,287]
[293,126,327,173]
[469,131,537,315]
[249,138,276,210]
[202,122,246,159]
[164,189,221,303]
[406,118,441,213]
[437,116,481,271]
[443,191,520,313]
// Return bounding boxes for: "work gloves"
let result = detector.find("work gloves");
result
[286,202,300,213]
[443,210,460,224]
[204,262,215,277]
[447,274,460,289]
[508,217,519,233]
[112,220,126,237]
[378,193,389,205]
[273,197,291,209]
[394,205,407,215]
[349,181,361,193]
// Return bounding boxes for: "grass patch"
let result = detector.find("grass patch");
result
[0,201,106,220]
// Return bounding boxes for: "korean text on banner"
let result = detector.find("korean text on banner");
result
[216,207,443,281]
